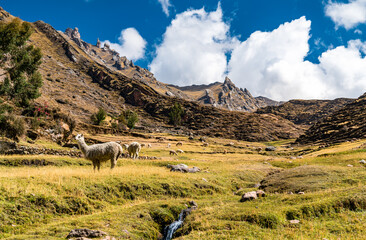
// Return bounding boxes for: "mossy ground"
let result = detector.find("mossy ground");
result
[1,135,366,239]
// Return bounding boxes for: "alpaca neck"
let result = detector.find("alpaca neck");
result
[77,139,89,155]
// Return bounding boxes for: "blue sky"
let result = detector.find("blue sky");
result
[2,0,366,100]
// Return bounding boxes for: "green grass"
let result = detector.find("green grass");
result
[1,137,366,239]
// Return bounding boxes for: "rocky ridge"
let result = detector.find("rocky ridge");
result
[296,93,366,144]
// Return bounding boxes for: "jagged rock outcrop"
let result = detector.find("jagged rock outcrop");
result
[296,93,366,144]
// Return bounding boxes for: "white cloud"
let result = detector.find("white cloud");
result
[102,28,146,61]
[354,29,363,34]
[149,4,238,86]
[325,0,366,30]
[228,17,366,100]
[158,0,172,16]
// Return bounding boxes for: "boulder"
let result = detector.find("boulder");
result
[265,146,276,151]
[67,229,107,238]
[240,191,258,202]
[26,130,39,140]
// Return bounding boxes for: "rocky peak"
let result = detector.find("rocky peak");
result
[0,7,10,20]
[96,38,101,48]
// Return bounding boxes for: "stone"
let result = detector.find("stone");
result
[297,192,305,195]
[265,146,276,151]
[289,219,300,224]
[256,190,266,198]
[347,164,353,167]
[359,159,366,164]
[240,191,257,202]
[67,229,107,238]
[26,130,39,140]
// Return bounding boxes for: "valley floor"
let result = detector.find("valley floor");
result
[1,134,366,239]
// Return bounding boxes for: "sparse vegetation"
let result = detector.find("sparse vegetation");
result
[0,111,25,141]
[169,102,184,126]
[91,107,107,125]
[118,109,139,130]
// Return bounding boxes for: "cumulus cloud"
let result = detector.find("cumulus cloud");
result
[325,0,366,30]
[102,28,146,61]
[157,0,172,16]
[228,17,366,100]
[149,4,238,86]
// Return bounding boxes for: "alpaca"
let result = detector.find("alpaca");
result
[177,149,184,154]
[147,143,152,148]
[167,143,171,148]
[202,142,209,147]
[75,134,123,171]
[169,150,178,155]
[176,141,183,146]
[127,142,141,159]
[122,144,129,150]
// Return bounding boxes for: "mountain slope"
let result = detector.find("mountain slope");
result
[0,7,303,141]
[256,98,353,126]
[296,93,366,144]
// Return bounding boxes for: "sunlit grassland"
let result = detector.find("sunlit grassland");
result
[1,136,366,239]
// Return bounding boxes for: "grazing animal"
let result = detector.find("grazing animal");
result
[202,142,209,147]
[167,143,171,148]
[122,144,129,150]
[127,142,141,159]
[176,141,183,146]
[141,143,146,147]
[177,149,184,154]
[75,134,123,171]
[169,150,178,155]
[147,143,152,148]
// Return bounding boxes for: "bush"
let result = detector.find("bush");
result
[0,112,25,141]
[91,108,106,125]
[118,110,138,130]
[169,102,184,126]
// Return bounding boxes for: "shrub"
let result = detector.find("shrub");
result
[118,110,138,130]
[169,102,184,126]
[0,112,25,141]
[91,108,106,125]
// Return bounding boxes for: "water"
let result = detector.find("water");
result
[162,211,185,240]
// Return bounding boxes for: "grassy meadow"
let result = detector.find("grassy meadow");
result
[1,134,366,239]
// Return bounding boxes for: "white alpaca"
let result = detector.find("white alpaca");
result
[128,142,141,159]
[177,149,184,154]
[147,143,152,148]
[75,134,123,171]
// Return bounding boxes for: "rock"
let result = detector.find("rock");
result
[168,164,200,173]
[297,192,305,195]
[96,38,101,48]
[0,140,17,153]
[256,190,266,198]
[240,191,258,202]
[165,91,175,97]
[189,201,198,208]
[26,130,39,140]
[359,159,366,164]
[265,146,276,151]
[289,219,300,224]
[67,229,107,238]
[347,164,353,167]
[253,183,261,188]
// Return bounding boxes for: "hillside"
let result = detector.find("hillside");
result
[256,98,353,126]
[296,93,366,144]
[0,7,303,142]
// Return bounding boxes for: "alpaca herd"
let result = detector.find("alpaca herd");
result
[75,134,195,171]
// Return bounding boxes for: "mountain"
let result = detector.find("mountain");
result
[0,7,303,141]
[167,77,281,112]
[256,98,354,127]
[61,27,280,112]
[296,93,366,144]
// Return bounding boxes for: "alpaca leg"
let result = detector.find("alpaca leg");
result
[97,162,101,171]
[111,157,116,169]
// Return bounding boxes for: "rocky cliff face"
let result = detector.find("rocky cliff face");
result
[296,93,366,144]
